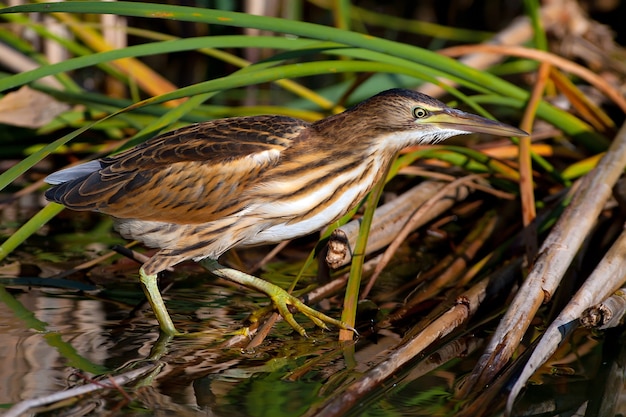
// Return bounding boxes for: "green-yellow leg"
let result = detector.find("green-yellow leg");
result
[200,259,351,336]
[139,267,180,336]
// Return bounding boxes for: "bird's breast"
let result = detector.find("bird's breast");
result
[242,155,385,245]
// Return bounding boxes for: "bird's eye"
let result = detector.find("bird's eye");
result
[412,107,429,119]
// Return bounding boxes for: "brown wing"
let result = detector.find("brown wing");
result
[46,115,310,223]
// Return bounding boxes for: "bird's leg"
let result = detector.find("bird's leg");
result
[139,267,180,336]
[200,259,351,337]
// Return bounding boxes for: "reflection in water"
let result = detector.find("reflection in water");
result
[0,278,351,415]
[0,288,129,403]
[1,290,96,403]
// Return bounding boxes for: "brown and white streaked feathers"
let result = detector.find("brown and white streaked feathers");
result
[45,89,526,275]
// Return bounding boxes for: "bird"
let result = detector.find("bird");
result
[44,88,527,337]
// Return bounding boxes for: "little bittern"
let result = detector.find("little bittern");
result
[45,88,526,336]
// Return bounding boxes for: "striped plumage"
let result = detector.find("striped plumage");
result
[45,88,526,336]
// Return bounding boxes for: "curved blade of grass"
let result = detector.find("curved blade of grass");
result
[38,85,327,122]
[0,123,95,192]
[0,203,63,262]
[0,36,323,92]
[0,2,538,100]
[89,60,462,119]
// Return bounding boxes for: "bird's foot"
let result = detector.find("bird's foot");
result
[252,286,350,337]
[200,259,355,337]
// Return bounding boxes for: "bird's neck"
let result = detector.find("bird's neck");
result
[312,110,375,135]
[311,111,399,156]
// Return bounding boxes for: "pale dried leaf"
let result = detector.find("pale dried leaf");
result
[0,86,70,128]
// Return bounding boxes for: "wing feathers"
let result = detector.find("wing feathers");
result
[45,116,309,223]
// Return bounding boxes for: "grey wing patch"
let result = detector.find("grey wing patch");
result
[44,160,104,185]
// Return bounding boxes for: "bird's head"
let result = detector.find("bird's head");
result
[317,88,527,152]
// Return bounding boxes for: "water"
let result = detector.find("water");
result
[0,272,359,416]
[1,218,624,416]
